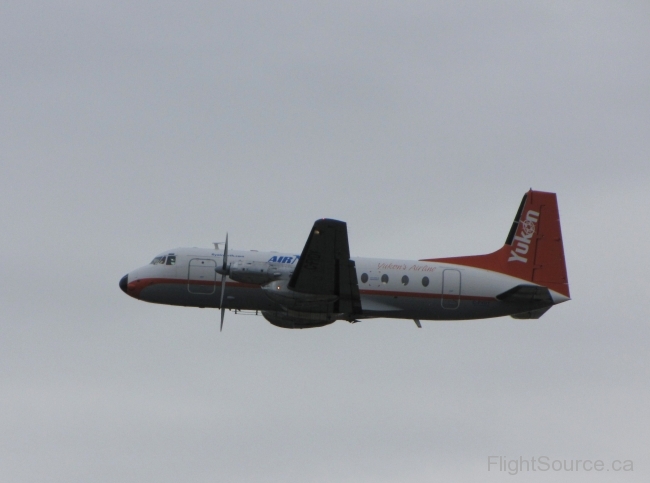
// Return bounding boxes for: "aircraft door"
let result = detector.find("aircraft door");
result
[188,258,216,294]
[441,269,461,309]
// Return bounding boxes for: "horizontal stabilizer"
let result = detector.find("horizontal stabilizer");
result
[511,307,551,319]
[496,284,553,304]
[497,284,554,319]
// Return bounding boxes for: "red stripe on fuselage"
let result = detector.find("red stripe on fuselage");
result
[127,278,495,303]
[359,289,494,302]
[126,278,260,299]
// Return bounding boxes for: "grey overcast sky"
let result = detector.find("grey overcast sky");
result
[1,1,649,482]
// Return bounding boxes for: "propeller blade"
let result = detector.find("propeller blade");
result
[222,233,228,271]
[220,272,226,331]
[220,233,228,332]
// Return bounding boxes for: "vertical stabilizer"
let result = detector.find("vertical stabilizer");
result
[422,190,570,298]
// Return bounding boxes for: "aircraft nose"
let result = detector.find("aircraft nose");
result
[119,274,128,294]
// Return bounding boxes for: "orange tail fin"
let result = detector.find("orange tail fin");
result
[422,190,570,298]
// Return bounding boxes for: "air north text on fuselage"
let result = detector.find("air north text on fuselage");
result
[268,255,300,264]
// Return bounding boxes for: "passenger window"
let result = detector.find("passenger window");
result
[166,255,176,265]
[361,273,368,283]
[381,274,389,284]
[401,275,409,285]
[422,276,429,287]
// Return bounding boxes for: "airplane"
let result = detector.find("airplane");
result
[119,189,570,329]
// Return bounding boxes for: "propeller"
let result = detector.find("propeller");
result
[216,233,229,331]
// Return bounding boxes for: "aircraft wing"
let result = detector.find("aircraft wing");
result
[288,219,362,317]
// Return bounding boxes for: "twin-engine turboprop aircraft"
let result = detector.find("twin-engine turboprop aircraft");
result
[120,190,570,329]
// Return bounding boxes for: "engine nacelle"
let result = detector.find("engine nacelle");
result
[262,310,336,329]
[262,279,338,312]
[227,261,293,285]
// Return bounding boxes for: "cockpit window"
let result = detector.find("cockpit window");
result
[150,256,166,265]
[166,255,176,265]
